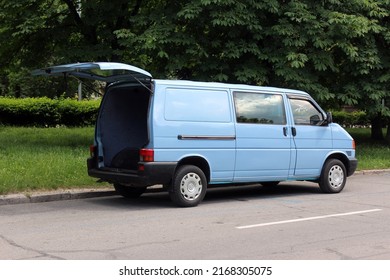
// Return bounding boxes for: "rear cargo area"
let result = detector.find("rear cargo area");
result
[97,83,151,169]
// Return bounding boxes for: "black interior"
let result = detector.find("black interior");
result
[97,84,151,169]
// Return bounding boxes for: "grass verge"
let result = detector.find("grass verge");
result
[0,126,389,195]
[0,126,108,195]
[347,128,390,170]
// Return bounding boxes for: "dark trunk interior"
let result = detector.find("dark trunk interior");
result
[97,84,151,169]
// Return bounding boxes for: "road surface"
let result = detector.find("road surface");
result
[1,172,389,260]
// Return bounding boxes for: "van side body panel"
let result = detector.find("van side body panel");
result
[232,90,293,182]
[291,125,333,178]
[151,82,236,183]
[234,123,292,181]
[286,94,333,179]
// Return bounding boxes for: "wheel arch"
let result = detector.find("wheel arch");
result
[325,152,351,176]
[176,156,211,183]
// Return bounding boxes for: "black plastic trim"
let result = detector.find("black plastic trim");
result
[87,157,177,186]
[347,158,358,177]
[178,135,236,140]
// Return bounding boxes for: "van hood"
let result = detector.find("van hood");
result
[32,62,152,83]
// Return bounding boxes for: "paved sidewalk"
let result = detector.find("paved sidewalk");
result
[1,169,389,206]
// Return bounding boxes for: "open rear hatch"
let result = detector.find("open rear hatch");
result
[32,62,152,83]
[33,62,153,172]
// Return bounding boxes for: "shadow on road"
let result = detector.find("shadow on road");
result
[87,181,322,209]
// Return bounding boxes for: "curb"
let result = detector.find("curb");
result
[354,169,390,175]
[0,188,116,206]
[1,170,389,206]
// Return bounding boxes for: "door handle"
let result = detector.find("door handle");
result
[283,127,288,136]
[292,127,297,136]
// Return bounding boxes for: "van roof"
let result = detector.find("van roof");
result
[153,79,309,96]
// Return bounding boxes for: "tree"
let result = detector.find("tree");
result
[0,0,145,97]
[0,0,389,140]
[0,0,70,97]
[117,0,389,140]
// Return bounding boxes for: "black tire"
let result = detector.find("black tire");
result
[114,183,146,199]
[319,159,346,193]
[261,181,280,188]
[169,165,207,207]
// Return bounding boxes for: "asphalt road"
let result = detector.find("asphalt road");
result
[1,172,389,260]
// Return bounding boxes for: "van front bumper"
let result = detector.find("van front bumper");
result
[347,158,358,177]
[87,158,177,186]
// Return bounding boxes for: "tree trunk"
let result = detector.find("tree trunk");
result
[386,122,390,144]
[371,115,384,140]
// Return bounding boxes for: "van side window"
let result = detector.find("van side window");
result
[165,88,231,122]
[233,92,286,125]
[290,98,324,125]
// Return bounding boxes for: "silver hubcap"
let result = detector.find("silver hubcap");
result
[328,165,344,189]
[180,172,202,201]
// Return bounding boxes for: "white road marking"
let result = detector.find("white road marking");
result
[236,209,383,229]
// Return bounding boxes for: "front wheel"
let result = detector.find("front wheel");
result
[319,159,346,193]
[169,165,207,207]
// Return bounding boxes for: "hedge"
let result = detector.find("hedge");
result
[0,97,100,127]
[331,110,369,127]
[0,97,368,127]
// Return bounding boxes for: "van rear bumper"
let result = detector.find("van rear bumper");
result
[87,158,177,186]
[347,158,358,176]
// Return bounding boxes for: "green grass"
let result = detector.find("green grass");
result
[347,128,390,170]
[0,126,389,195]
[0,126,108,195]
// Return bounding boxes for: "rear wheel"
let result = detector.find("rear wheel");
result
[169,165,207,207]
[114,183,146,199]
[319,159,346,193]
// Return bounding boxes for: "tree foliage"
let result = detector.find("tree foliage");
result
[0,0,389,139]
[0,0,143,97]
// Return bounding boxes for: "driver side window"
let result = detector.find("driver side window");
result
[290,98,324,125]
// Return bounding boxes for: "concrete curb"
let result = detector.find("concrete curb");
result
[0,188,116,206]
[1,169,389,206]
[354,169,390,175]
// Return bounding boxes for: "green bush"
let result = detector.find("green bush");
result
[0,97,100,126]
[331,110,368,127]
[57,99,100,126]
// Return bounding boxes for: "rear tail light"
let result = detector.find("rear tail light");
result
[352,140,356,150]
[89,145,97,157]
[140,149,154,162]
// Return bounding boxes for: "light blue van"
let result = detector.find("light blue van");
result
[33,62,358,207]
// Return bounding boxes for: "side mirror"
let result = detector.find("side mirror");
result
[310,114,321,125]
[326,112,333,124]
